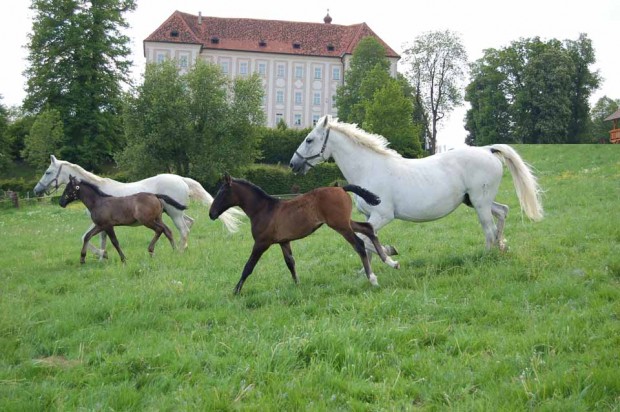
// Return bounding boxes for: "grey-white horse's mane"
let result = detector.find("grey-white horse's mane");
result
[326,116,402,158]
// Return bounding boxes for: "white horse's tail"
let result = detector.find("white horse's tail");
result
[489,144,544,221]
[182,177,245,233]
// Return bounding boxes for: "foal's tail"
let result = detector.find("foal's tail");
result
[156,194,187,210]
[489,144,544,221]
[182,177,244,233]
[343,185,381,206]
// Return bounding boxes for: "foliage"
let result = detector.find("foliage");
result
[363,79,423,158]
[258,126,310,165]
[242,163,344,194]
[1,145,619,409]
[402,30,468,154]
[336,37,390,124]
[465,34,601,145]
[117,60,264,187]
[21,108,64,168]
[590,96,620,143]
[0,96,8,172]
[23,0,136,169]
[336,37,424,157]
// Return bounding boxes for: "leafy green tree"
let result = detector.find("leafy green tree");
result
[363,80,423,158]
[117,61,191,178]
[590,96,620,143]
[118,60,264,186]
[0,96,9,172]
[22,108,64,168]
[464,49,512,146]
[24,0,136,169]
[336,36,390,124]
[465,35,600,145]
[402,30,468,154]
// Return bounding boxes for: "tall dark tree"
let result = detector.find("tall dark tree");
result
[24,0,136,169]
[0,96,9,172]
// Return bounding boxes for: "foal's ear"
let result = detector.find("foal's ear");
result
[223,172,232,185]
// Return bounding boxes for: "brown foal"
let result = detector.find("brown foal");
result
[209,173,398,294]
[59,175,186,263]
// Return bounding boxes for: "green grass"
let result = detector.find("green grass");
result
[1,145,619,410]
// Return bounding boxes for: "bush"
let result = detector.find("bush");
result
[241,163,344,195]
[258,126,311,165]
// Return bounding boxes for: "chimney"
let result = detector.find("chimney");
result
[198,11,202,25]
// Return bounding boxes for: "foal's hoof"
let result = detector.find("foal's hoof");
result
[369,273,379,287]
[385,245,399,256]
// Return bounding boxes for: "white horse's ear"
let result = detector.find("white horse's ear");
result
[51,155,57,163]
[322,116,329,128]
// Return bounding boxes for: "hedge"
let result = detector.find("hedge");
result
[241,163,345,195]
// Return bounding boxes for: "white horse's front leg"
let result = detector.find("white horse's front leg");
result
[82,223,107,259]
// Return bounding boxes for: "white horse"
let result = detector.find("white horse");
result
[290,115,543,264]
[34,155,244,258]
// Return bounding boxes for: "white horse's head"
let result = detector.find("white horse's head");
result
[289,115,333,175]
[34,155,69,196]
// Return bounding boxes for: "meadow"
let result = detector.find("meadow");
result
[0,145,619,410]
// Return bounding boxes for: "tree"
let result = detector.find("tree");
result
[465,34,600,145]
[590,96,620,143]
[118,60,264,186]
[24,0,136,169]
[363,80,423,158]
[0,96,9,172]
[402,30,468,154]
[22,108,64,168]
[336,36,424,157]
[336,37,391,125]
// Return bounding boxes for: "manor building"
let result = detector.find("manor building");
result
[144,11,399,128]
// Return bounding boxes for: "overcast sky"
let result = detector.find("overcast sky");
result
[1,0,618,147]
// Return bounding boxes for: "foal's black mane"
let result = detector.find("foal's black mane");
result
[74,179,112,198]
[233,178,278,203]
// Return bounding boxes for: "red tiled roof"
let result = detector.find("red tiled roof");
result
[145,11,399,59]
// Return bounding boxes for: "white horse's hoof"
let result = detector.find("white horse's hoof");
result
[369,274,379,286]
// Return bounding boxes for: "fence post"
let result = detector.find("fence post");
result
[7,190,19,208]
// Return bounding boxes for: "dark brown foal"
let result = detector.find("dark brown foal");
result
[59,175,186,263]
[209,173,398,294]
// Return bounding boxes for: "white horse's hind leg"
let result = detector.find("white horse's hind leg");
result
[474,204,498,249]
[167,208,190,250]
[183,214,195,229]
[492,202,509,251]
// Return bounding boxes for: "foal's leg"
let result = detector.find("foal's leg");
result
[105,227,126,263]
[335,228,379,286]
[280,241,298,284]
[492,201,509,251]
[357,213,399,269]
[351,221,399,269]
[234,243,270,295]
[81,226,104,264]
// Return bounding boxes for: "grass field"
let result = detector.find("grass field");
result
[1,145,619,410]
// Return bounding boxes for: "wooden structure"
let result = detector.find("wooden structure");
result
[604,109,620,143]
